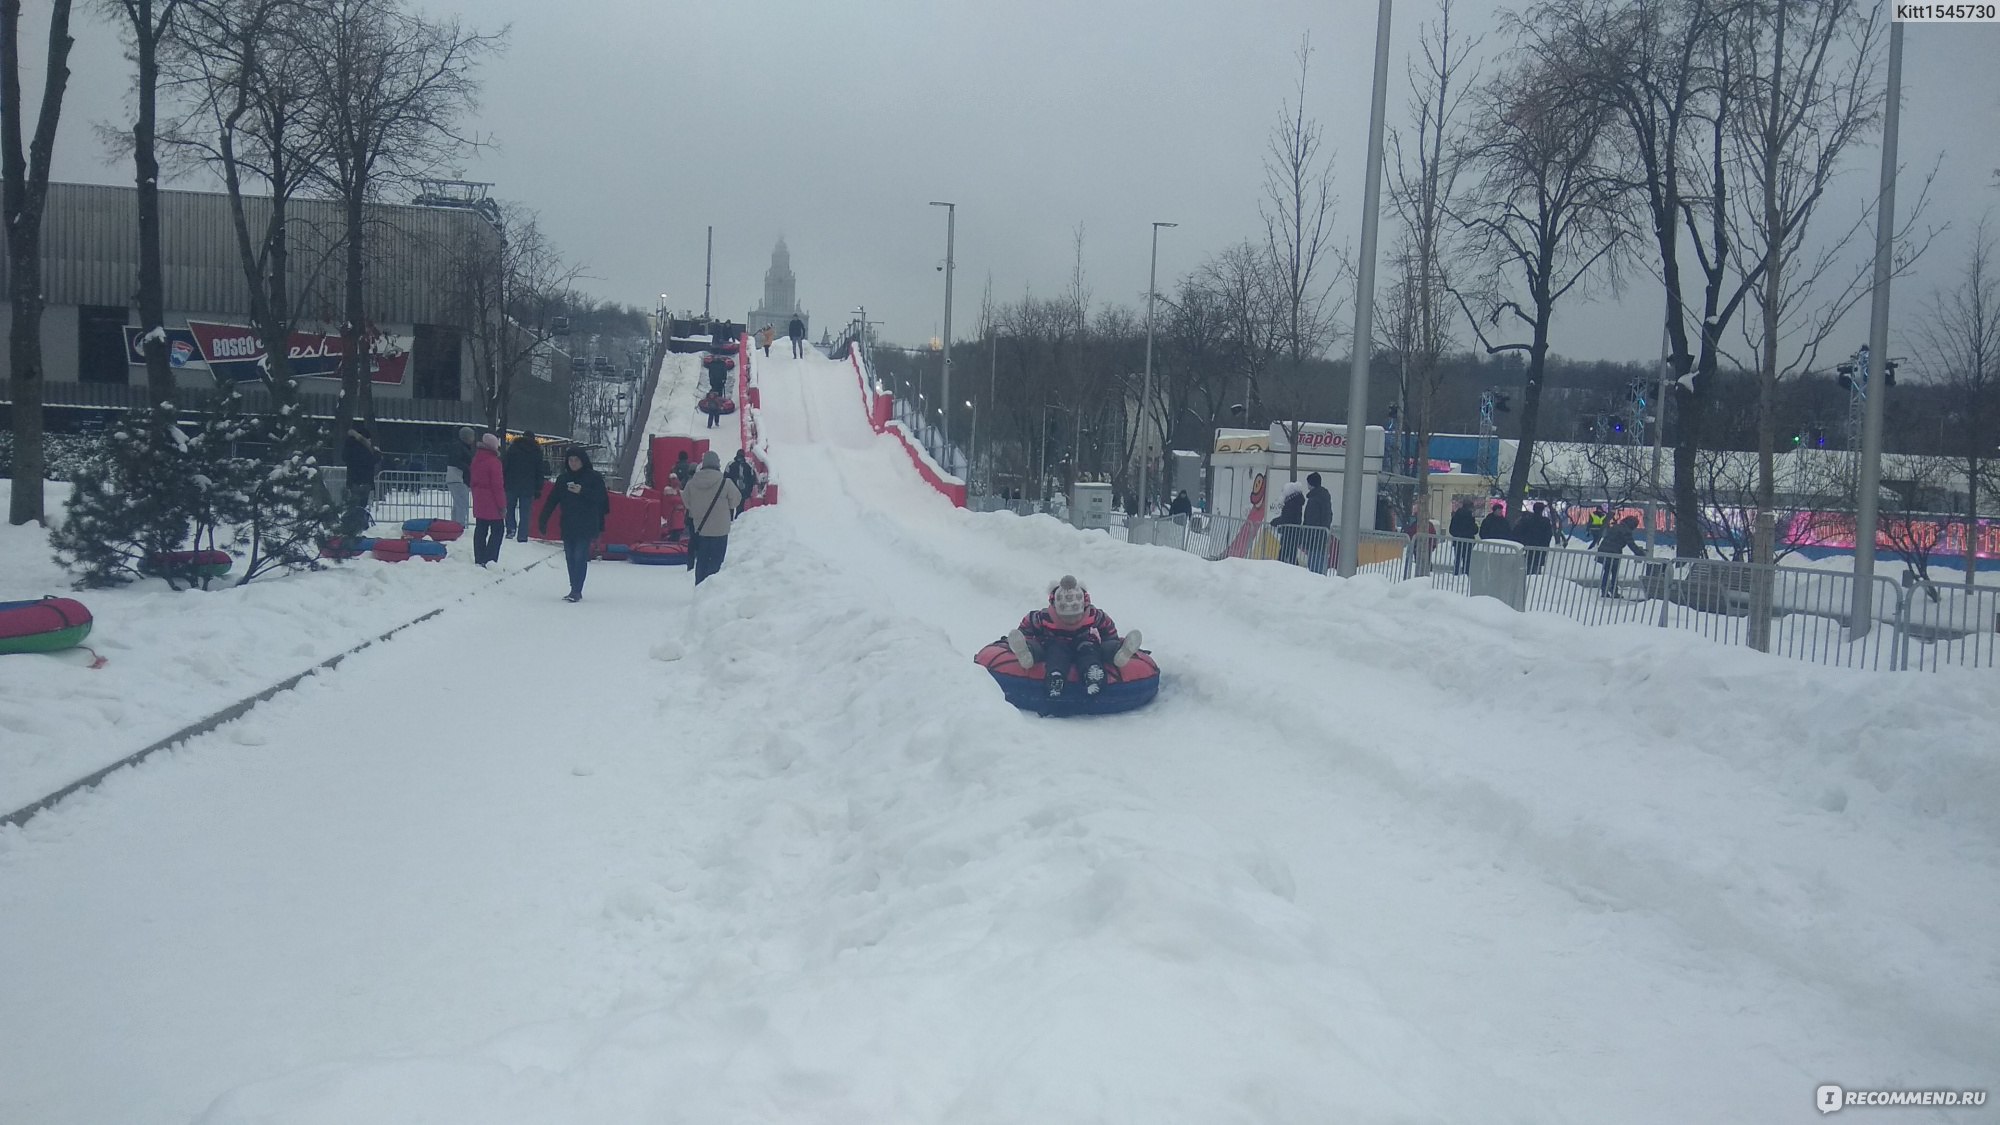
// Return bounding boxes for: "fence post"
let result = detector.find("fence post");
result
[1892,583,1910,671]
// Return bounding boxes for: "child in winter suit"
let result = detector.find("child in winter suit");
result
[1006,576,1143,699]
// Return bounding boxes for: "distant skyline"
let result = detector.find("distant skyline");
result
[15,1,2000,369]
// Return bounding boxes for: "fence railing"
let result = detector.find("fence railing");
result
[320,467,454,526]
[1121,517,1995,672]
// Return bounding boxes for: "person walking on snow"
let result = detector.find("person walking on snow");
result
[445,425,475,526]
[787,316,806,359]
[537,447,610,602]
[726,449,758,504]
[703,394,724,429]
[758,326,775,356]
[470,433,507,566]
[1596,515,1645,597]
[680,450,742,584]
[502,430,546,542]
[1006,576,1143,700]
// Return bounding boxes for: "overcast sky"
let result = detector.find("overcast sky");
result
[22,0,2000,367]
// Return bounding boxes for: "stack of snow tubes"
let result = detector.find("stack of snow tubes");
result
[320,536,373,560]
[401,518,465,542]
[0,597,94,656]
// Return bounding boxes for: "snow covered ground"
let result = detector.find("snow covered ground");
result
[0,478,561,814]
[1,351,1995,1123]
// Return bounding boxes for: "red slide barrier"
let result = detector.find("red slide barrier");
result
[848,344,966,508]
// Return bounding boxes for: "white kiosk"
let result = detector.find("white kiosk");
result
[1209,422,1385,526]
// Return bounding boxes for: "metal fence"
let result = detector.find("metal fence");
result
[319,467,454,525]
[1119,517,1996,672]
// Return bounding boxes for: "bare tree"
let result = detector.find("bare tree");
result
[447,206,583,434]
[1259,33,1346,480]
[162,0,327,399]
[3,0,76,526]
[1454,46,1627,514]
[297,0,499,436]
[1912,219,2000,588]
[103,0,187,401]
[1388,0,1478,515]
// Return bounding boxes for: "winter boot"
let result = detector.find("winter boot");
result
[1007,628,1035,667]
[1045,670,1066,698]
[1111,629,1143,668]
[1083,662,1105,696]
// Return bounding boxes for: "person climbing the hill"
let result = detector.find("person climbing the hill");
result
[703,393,724,429]
[758,325,775,356]
[681,450,743,585]
[726,449,758,503]
[1006,576,1143,700]
[537,446,610,602]
[469,432,508,567]
[502,430,546,542]
[787,316,806,358]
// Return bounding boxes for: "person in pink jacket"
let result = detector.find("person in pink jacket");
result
[470,432,508,566]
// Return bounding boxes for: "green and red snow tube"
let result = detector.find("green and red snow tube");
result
[0,597,95,655]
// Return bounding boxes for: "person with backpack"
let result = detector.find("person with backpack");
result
[726,449,759,504]
[1596,515,1646,598]
[787,316,806,358]
[501,431,547,542]
[537,447,610,602]
[680,450,743,584]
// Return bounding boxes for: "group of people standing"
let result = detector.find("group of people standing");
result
[442,426,553,567]
[1445,498,1647,595]
[1269,472,1336,574]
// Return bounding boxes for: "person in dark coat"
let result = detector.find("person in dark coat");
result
[537,446,610,602]
[671,451,696,489]
[1479,502,1515,542]
[703,394,724,429]
[1448,500,1479,576]
[341,423,381,535]
[1596,515,1646,597]
[501,431,547,542]
[705,356,729,397]
[1271,482,1306,566]
[1168,491,1193,520]
[1301,472,1334,574]
[787,316,806,358]
[726,450,758,504]
[1514,501,1556,575]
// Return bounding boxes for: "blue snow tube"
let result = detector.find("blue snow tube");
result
[973,639,1161,717]
[406,539,447,561]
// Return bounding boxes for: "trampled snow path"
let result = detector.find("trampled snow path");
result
[0,349,1994,1123]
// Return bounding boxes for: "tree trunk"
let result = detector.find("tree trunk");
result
[134,2,175,403]
[336,185,367,433]
[1504,310,1551,512]
[4,0,74,526]
[1967,454,1980,588]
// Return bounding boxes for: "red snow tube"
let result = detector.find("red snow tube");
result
[0,597,94,655]
[320,536,371,559]
[401,518,464,542]
[698,393,738,415]
[629,542,690,566]
[371,539,413,562]
[974,639,1161,716]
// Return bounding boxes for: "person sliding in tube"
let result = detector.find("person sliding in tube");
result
[1006,575,1143,700]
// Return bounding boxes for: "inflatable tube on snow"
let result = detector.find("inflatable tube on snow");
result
[401,518,465,542]
[406,539,447,561]
[320,536,369,560]
[629,542,690,566]
[603,543,632,560]
[0,597,94,655]
[697,395,738,415]
[144,550,233,578]
[371,539,413,562]
[973,639,1161,716]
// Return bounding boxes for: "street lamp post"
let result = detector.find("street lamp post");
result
[930,201,957,471]
[1337,0,1394,577]
[1140,221,1176,517]
[966,399,978,490]
[1852,21,1904,637]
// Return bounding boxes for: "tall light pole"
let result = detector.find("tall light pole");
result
[1139,221,1177,516]
[1852,21,1904,637]
[966,399,978,490]
[930,201,957,470]
[1337,0,1394,576]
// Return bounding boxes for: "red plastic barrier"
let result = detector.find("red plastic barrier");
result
[850,343,964,508]
[531,485,662,547]
[647,436,711,488]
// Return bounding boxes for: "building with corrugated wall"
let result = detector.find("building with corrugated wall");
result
[0,182,575,447]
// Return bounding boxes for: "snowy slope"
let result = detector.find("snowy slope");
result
[637,351,742,468]
[0,351,1994,1123]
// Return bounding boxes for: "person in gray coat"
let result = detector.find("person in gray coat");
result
[680,450,743,584]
